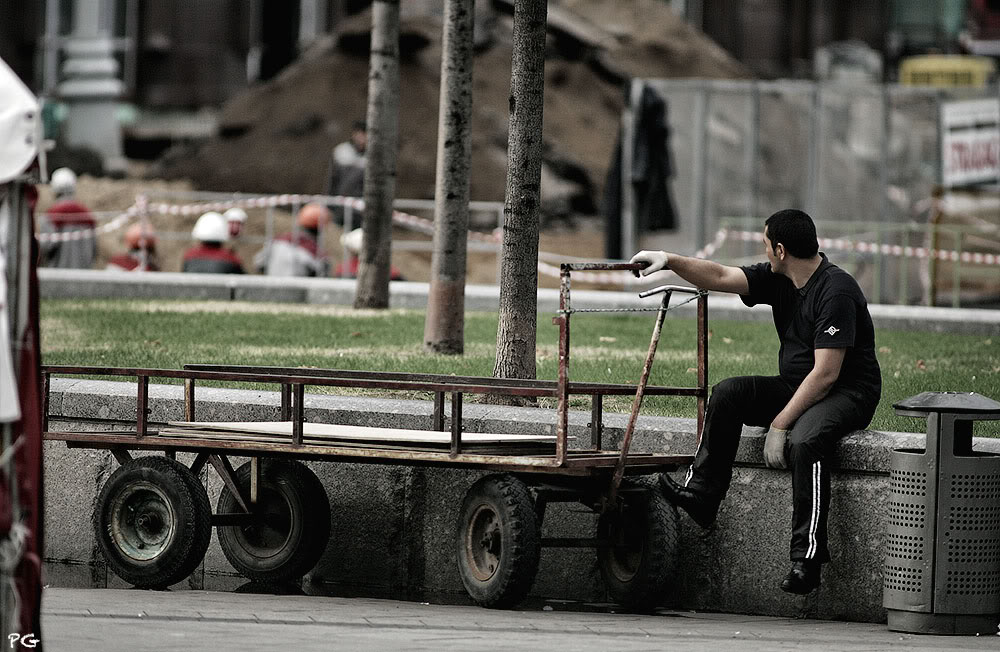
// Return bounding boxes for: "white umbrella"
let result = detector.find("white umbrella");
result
[0,56,40,184]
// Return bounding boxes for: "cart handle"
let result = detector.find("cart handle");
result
[639,284,703,299]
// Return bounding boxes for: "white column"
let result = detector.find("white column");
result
[58,0,126,175]
[298,0,328,50]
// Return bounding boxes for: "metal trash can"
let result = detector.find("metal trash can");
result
[884,391,1000,635]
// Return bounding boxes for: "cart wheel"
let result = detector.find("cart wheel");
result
[216,459,330,583]
[93,456,212,589]
[456,474,540,609]
[597,476,680,611]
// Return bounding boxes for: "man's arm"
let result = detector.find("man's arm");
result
[771,347,846,430]
[630,250,749,294]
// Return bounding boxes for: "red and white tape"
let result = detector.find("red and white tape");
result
[35,206,140,243]
[37,192,997,271]
[728,230,999,266]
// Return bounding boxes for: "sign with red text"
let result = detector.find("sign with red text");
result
[941,98,1000,187]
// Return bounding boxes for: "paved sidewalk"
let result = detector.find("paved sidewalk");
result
[39,588,999,651]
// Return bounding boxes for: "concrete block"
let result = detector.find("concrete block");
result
[233,285,308,303]
[306,461,408,592]
[43,441,110,564]
[46,377,993,622]
[42,561,104,589]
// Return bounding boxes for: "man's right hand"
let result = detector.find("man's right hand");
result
[629,250,669,277]
[763,427,789,469]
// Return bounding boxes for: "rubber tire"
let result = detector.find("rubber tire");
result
[597,475,680,611]
[216,459,331,582]
[174,457,213,583]
[456,474,540,609]
[93,456,212,589]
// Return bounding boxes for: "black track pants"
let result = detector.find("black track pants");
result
[683,375,876,562]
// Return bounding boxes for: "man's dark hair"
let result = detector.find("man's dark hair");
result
[351,120,367,133]
[764,209,819,258]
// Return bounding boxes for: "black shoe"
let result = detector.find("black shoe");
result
[657,474,719,529]
[780,560,822,595]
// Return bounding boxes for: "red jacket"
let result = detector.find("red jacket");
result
[45,200,95,227]
[182,244,244,274]
[107,251,160,272]
[333,256,405,280]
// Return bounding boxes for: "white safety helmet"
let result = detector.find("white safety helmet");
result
[340,228,364,254]
[224,207,247,238]
[191,211,229,243]
[50,167,77,196]
[223,207,247,223]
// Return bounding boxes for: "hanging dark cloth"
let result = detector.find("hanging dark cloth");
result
[603,83,678,258]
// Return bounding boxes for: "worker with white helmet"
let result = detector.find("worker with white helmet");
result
[107,223,159,272]
[38,167,97,269]
[181,211,245,274]
[253,203,331,277]
[333,227,405,280]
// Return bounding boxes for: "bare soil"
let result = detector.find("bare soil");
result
[154,1,748,208]
[42,2,750,287]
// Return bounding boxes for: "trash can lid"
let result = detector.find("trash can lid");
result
[893,391,1000,416]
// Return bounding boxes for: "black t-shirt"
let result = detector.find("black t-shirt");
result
[740,254,881,397]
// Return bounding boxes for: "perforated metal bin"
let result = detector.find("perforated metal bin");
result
[884,392,1000,635]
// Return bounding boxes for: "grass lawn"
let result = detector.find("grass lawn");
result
[40,299,1000,435]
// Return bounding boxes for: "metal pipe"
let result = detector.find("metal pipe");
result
[696,291,709,442]
[590,394,603,451]
[136,375,148,437]
[292,384,304,446]
[184,378,195,421]
[611,291,671,500]
[555,268,571,466]
[450,392,462,456]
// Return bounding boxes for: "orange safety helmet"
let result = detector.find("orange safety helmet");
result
[124,223,156,251]
[297,202,331,229]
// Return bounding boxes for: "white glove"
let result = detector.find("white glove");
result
[763,427,788,469]
[628,250,669,277]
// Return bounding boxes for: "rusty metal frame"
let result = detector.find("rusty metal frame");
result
[556,263,708,497]
[40,263,708,485]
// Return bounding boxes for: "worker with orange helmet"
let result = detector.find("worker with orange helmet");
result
[253,203,331,276]
[107,223,160,271]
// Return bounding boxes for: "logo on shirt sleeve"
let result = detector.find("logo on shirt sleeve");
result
[824,326,840,336]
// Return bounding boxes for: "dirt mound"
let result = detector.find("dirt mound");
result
[155,2,749,213]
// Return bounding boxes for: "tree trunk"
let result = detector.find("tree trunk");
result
[354,0,400,309]
[493,0,548,386]
[424,0,475,355]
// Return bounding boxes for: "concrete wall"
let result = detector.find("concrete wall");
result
[43,379,1000,621]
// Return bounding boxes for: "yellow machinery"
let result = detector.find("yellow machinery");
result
[899,55,997,88]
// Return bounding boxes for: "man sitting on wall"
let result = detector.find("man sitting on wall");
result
[630,209,881,594]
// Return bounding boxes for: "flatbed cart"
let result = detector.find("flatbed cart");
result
[42,263,708,609]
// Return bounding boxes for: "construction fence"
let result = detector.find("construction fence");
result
[620,78,1000,306]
